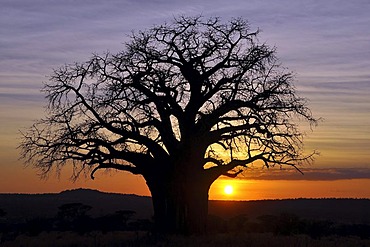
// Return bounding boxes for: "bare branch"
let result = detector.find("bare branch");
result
[20,16,317,185]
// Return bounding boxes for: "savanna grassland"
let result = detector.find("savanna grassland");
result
[2,231,370,247]
[1,190,370,246]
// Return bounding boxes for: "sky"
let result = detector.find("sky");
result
[1,0,369,200]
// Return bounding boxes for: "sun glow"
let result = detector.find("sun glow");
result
[224,185,233,195]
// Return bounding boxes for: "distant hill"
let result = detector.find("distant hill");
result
[209,199,370,224]
[1,189,370,224]
[0,189,153,222]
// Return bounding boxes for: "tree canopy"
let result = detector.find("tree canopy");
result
[20,16,317,234]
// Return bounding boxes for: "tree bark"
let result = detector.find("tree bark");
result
[146,172,210,235]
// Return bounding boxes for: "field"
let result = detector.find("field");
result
[1,189,370,246]
[2,231,370,247]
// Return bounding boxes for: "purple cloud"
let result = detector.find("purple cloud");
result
[240,167,370,181]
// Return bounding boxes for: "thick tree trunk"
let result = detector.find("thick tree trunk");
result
[146,174,210,235]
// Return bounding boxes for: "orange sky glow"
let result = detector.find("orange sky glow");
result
[2,165,370,201]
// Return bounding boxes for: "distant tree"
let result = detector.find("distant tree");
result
[115,210,136,227]
[57,203,92,222]
[56,203,92,233]
[20,16,317,234]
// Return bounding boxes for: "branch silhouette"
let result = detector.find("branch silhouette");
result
[20,16,317,234]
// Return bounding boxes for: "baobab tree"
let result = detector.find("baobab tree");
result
[20,16,317,234]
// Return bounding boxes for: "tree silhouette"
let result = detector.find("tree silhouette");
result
[56,203,92,232]
[115,210,136,228]
[20,16,317,234]
[57,203,92,222]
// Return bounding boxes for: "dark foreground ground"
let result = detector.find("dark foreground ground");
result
[2,231,370,247]
[1,189,370,246]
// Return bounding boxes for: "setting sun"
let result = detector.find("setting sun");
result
[224,185,233,195]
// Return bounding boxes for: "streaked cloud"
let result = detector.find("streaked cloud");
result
[240,167,370,181]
